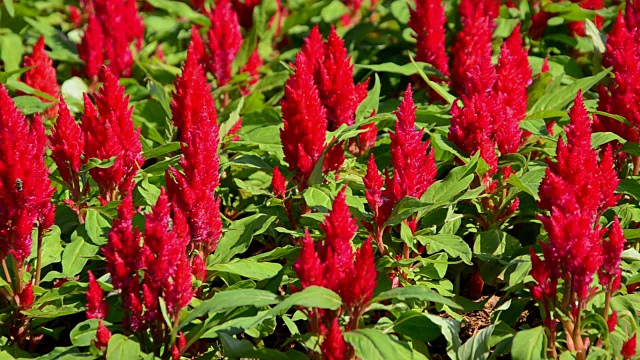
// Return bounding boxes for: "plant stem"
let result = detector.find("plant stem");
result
[2,259,13,290]
[35,226,45,287]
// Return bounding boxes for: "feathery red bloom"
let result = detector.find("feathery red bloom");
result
[166,106,222,253]
[321,318,347,360]
[626,0,640,30]
[69,6,82,27]
[272,167,286,199]
[78,14,105,79]
[22,36,60,119]
[94,321,111,349]
[567,0,604,36]
[18,282,34,310]
[607,310,618,332]
[190,26,208,67]
[86,270,108,319]
[408,0,449,78]
[49,98,85,186]
[280,53,330,186]
[494,25,530,155]
[104,193,143,292]
[232,0,261,29]
[0,86,54,262]
[535,93,621,301]
[293,188,376,311]
[171,43,217,140]
[314,27,369,130]
[623,334,638,360]
[141,189,193,316]
[191,0,204,10]
[599,217,626,292]
[206,0,243,86]
[82,67,143,202]
[364,154,384,219]
[240,49,263,96]
[301,25,325,67]
[594,12,640,144]
[384,85,436,205]
[449,56,501,176]
[451,0,496,94]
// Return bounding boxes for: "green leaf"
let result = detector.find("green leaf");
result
[142,142,181,159]
[417,234,473,265]
[144,0,210,25]
[529,68,611,112]
[269,286,342,314]
[106,335,140,360]
[592,132,624,148]
[62,235,99,277]
[84,209,110,246]
[344,328,428,360]
[423,155,478,203]
[178,289,279,331]
[355,74,380,123]
[220,97,244,139]
[212,214,275,263]
[320,0,348,23]
[409,53,456,104]
[84,157,117,172]
[3,0,14,17]
[391,310,442,342]
[457,324,494,360]
[511,326,547,360]
[12,96,52,115]
[70,319,101,347]
[371,286,462,309]
[219,333,307,360]
[209,259,282,280]
[507,169,546,201]
[355,62,440,77]
[302,187,332,211]
[384,197,428,227]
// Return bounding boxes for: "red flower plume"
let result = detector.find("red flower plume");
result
[22,36,60,119]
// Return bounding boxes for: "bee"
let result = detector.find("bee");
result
[167,218,174,233]
[15,178,23,192]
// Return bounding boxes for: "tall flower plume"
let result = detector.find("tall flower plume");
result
[493,25,530,155]
[232,0,261,29]
[293,188,377,313]
[280,52,331,186]
[314,27,369,130]
[78,0,144,79]
[594,11,640,145]
[49,98,85,187]
[82,67,143,202]
[534,93,620,301]
[166,106,222,255]
[170,42,217,140]
[206,0,243,86]
[86,270,108,320]
[451,0,496,94]
[0,86,54,263]
[22,36,60,119]
[408,0,449,79]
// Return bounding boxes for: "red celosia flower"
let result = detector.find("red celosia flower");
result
[364,154,384,222]
[280,53,331,186]
[340,0,363,26]
[86,270,108,319]
[79,0,144,78]
[240,49,263,96]
[293,188,376,312]
[170,43,217,140]
[141,189,193,316]
[449,56,501,178]
[82,67,143,202]
[451,0,496,94]
[626,0,640,30]
[321,318,347,360]
[535,93,621,301]
[622,334,637,360]
[191,253,206,282]
[384,85,436,204]
[104,193,143,292]
[22,36,60,119]
[232,0,261,28]
[166,106,222,254]
[78,14,104,79]
[607,310,618,332]
[599,217,626,292]
[0,86,54,262]
[95,321,111,349]
[18,282,34,310]
[206,0,243,86]
[272,167,286,199]
[191,0,204,10]
[49,97,85,187]
[301,25,324,67]
[529,247,558,301]
[408,0,449,79]
[314,27,369,130]
[494,25,530,155]
[69,6,82,27]
[594,12,640,144]
[190,26,208,67]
